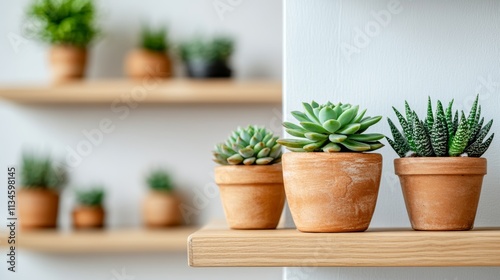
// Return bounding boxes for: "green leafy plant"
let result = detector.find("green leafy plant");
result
[140,25,168,52]
[146,169,174,192]
[278,101,384,152]
[180,37,233,62]
[25,0,99,47]
[213,125,282,165]
[20,152,67,189]
[387,95,494,157]
[75,187,104,207]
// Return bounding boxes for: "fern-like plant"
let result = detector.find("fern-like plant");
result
[20,152,67,189]
[387,95,494,157]
[25,0,100,47]
[278,101,384,152]
[140,25,168,52]
[75,187,104,207]
[146,169,174,192]
[213,125,282,165]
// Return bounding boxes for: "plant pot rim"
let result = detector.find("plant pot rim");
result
[215,163,283,184]
[19,187,59,193]
[283,152,382,158]
[394,157,487,175]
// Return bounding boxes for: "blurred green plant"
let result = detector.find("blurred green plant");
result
[75,187,104,207]
[25,0,100,47]
[141,24,168,52]
[20,152,67,189]
[146,169,174,192]
[180,36,233,62]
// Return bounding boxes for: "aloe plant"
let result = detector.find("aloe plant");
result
[20,152,67,189]
[75,187,104,207]
[278,101,384,152]
[387,95,494,157]
[146,169,174,192]
[213,125,281,165]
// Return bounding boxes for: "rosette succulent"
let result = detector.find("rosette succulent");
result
[387,95,494,157]
[146,169,174,192]
[213,125,282,165]
[278,101,384,152]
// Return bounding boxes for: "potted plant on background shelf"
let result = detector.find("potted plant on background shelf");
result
[180,37,233,78]
[25,0,100,82]
[387,95,494,231]
[125,24,172,79]
[213,125,284,230]
[142,169,182,227]
[18,153,67,229]
[72,187,105,229]
[278,101,384,233]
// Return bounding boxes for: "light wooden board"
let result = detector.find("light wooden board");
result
[0,79,281,104]
[2,227,197,253]
[188,221,500,267]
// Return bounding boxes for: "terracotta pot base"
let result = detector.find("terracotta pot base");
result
[125,49,172,79]
[142,192,182,227]
[50,45,87,82]
[18,188,59,229]
[72,206,105,229]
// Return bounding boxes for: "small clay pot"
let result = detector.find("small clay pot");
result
[395,157,487,231]
[215,164,285,229]
[50,45,87,82]
[282,153,382,233]
[142,192,182,227]
[72,206,105,229]
[125,49,172,79]
[18,188,59,229]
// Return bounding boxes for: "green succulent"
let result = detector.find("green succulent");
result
[25,0,100,47]
[140,25,168,52]
[75,187,104,207]
[20,152,67,189]
[213,125,282,165]
[387,95,494,157]
[146,169,174,192]
[180,37,233,62]
[278,101,384,152]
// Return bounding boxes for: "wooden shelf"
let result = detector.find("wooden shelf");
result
[188,221,500,267]
[5,227,196,253]
[0,79,281,104]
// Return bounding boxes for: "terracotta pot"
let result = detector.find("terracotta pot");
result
[142,192,182,227]
[215,164,285,229]
[18,188,59,229]
[72,206,105,229]
[282,153,382,233]
[125,49,172,79]
[395,157,487,231]
[50,45,87,82]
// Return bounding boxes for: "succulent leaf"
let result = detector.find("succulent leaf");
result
[449,112,470,156]
[412,114,434,157]
[329,134,348,143]
[426,97,434,132]
[322,119,342,133]
[322,142,341,152]
[291,111,310,122]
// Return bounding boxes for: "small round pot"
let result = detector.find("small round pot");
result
[395,157,487,231]
[18,188,59,229]
[50,45,88,82]
[185,59,231,78]
[142,192,182,227]
[282,153,382,233]
[215,164,285,229]
[125,49,172,79]
[72,206,105,229]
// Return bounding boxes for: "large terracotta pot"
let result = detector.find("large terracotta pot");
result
[72,206,105,229]
[18,188,59,229]
[282,153,382,233]
[50,45,87,82]
[395,157,487,231]
[142,192,182,227]
[125,49,172,79]
[215,164,285,229]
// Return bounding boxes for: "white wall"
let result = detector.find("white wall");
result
[0,0,282,280]
[284,0,500,279]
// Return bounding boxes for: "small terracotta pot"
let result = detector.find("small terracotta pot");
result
[142,192,182,227]
[282,153,382,233]
[125,49,172,79]
[50,45,88,82]
[72,206,105,229]
[215,164,285,229]
[18,188,59,229]
[395,157,487,231]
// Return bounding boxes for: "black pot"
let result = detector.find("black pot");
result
[185,59,232,78]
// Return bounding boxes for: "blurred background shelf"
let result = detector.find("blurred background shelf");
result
[6,227,197,253]
[188,221,500,267]
[0,79,282,104]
